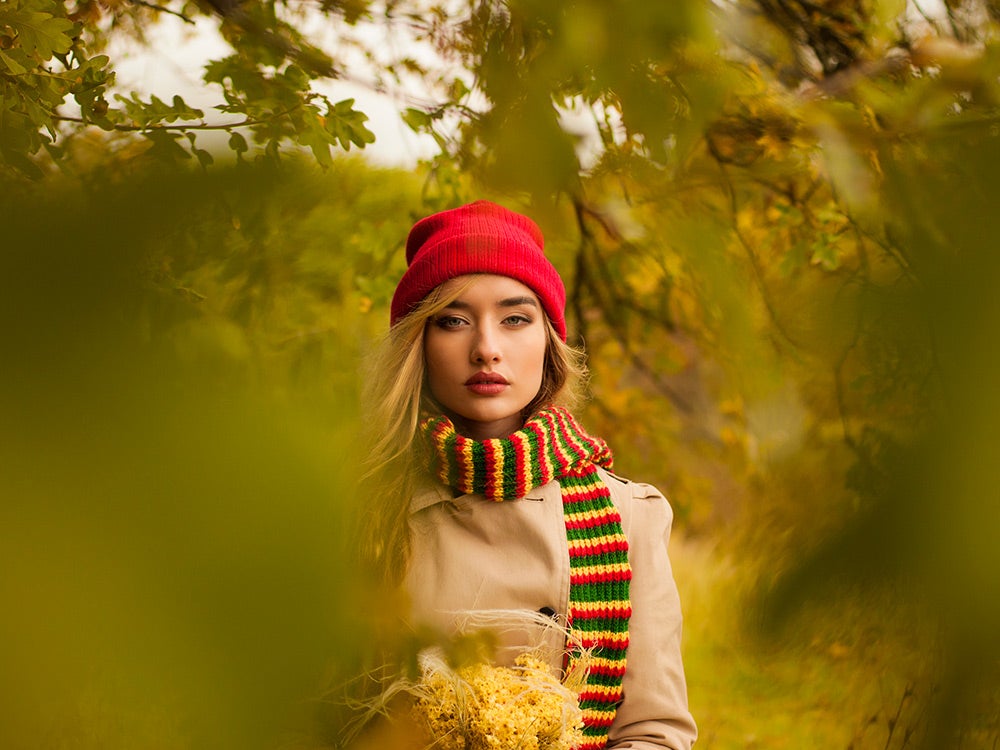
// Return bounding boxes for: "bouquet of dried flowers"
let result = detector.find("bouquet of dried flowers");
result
[341,610,588,750]
[409,648,584,750]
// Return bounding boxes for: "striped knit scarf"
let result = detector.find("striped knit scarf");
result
[420,406,632,750]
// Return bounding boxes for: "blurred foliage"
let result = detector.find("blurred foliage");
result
[0,164,424,750]
[3,0,1000,748]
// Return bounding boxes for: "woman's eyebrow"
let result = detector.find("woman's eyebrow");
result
[441,296,539,310]
[498,296,538,308]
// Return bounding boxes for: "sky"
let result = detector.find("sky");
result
[106,2,951,170]
[110,13,441,167]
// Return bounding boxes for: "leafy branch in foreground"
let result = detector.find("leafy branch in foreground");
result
[0,0,376,176]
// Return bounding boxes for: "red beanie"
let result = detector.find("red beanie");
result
[390,200,567,340]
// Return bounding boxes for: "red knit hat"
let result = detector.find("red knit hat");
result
[390,200,567,340]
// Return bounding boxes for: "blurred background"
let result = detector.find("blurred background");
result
[2,0,999,747]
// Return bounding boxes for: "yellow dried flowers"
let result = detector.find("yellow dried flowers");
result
[410,652,585,750]
[337,612,590,750]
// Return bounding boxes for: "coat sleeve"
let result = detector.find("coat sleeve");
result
[603,473,697,750]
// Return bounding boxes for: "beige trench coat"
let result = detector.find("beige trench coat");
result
[405,466,697,750]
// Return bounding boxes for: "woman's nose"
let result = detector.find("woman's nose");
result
[471,329,501,363]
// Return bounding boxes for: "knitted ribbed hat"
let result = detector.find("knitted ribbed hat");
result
[390,200,567,341]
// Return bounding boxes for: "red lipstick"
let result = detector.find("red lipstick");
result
[465,371,509,395]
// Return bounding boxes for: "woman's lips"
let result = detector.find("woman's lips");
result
[465,382,508,395]
[465,372,508,395]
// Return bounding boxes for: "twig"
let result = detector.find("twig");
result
[832,287,864,456]
[173,285,206,302]
[715,158,803,352]
[52,107,300,132]
[883,683,914,750]
[571,199,694,414]
[910,0,944,36]
[129,0,196,24]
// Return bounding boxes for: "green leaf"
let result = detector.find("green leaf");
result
[0,49,29,75]
[298,114,335,166]
[229,131,249,154]
[194,148,214,168]
[80,97,112,128]
[810,235,842,271]
[79,54,111,72]
[143,129,191,162]
[113,92,205,127]
[402,107,431,131]
[281,64,311,91]
[3,8,76,60]
[324,98,375,150]
[186,133,214,169]
[169,95,205,122]
[205,56,267,102]
[779,241,810,277]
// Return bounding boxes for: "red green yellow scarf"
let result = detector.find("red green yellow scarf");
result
[420,406,632,750]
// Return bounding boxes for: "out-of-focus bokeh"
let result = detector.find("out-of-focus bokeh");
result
[3,0,1000,747]
[0,169,395,750]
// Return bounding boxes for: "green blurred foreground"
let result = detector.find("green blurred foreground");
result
[2,160,999,749]
[0,169,382,749]
[5,0,1000,746]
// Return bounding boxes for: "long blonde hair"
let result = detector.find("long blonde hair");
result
[356,276,588,584]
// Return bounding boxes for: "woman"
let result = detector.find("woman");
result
[359,200,697,750]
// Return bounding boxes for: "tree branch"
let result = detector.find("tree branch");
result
[128,0,196,24]
[571,198,695,415]
[52,107,300,133]
[714,158,804,352]
[910,0,944,36]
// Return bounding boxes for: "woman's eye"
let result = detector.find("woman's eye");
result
[434,315,466,329]
[503,314,533,327]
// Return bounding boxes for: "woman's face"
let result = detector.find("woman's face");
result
[424,274,548,440]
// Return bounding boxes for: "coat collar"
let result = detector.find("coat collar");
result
[409,477,554,514]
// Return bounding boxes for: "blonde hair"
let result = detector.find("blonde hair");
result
[356,277,587,584]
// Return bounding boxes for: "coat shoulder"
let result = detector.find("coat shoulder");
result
[596,466,674,532]
[597,467,667,502]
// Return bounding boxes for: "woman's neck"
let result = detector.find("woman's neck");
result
[447,412,525,441]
